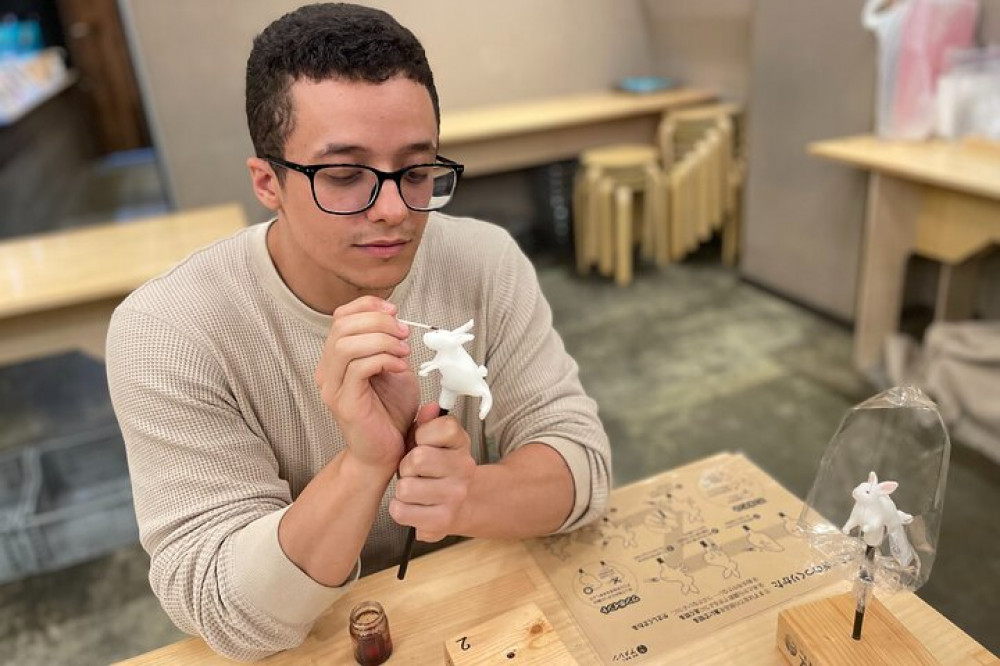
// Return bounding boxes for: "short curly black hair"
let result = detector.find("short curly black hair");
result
[245,3,439,164]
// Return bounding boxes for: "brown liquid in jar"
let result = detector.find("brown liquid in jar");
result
[349,601,393,665]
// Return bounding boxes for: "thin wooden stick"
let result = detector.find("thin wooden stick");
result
[397,318,436,330]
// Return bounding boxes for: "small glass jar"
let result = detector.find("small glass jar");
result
[349,600,393,665]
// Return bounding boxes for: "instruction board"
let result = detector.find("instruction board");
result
[526,453,840,664]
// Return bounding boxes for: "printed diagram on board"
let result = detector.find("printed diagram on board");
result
[646,557,699,596]
[527,453,841,665]
[538,463,789,592]
[573,560,637,606]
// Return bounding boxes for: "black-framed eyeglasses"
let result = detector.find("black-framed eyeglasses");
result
[266,155,465,215]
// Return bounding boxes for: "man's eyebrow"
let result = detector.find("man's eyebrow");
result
[312,141,439,161]
[400,141,438,155]
[312,143,365,160]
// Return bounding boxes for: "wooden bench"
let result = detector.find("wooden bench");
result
[0,203,246,365]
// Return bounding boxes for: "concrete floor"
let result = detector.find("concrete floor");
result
[0,249,997,664]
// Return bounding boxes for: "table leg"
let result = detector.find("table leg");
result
[853,174,923,374]
[598,178,615,277]
[614,185,634,286]
[936,258,981,322]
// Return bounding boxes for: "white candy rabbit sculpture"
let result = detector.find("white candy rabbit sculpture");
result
[418,319,492,420]
[842,471,915,567]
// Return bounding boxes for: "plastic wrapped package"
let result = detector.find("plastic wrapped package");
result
[863,0,979,140]
[936,45,1000,140]
[797,385,950,595]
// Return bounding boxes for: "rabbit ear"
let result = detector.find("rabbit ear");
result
[877,481,898,494]
[455,319,474,334]
[868,471,878,485]
[458,333,474,344]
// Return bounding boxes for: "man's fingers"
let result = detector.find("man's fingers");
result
[395,475,469,507]
[332,333,410,365]
[319,332,410,387]
[398,444,475,480]
[331,296,397,319]
[413,414,469,451]
[321,354,409,409]
[329,310,409,342]
[400,403,439,455]
[315,296,410,391]
[340,354,411,392]
[415,402,441,425]
[417,530,447,543]
[388,499,453,542]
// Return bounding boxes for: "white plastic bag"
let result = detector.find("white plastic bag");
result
[936,46,1000,139]
[863,0,979,140]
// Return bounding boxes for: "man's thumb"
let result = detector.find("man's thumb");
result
[415,402,442,426]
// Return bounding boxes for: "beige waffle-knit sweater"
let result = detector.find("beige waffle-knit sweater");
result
[106,213,611,661]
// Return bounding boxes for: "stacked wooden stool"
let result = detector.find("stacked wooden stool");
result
[572,143,665,286]
[572,105,747,286]
[660,104,747,266]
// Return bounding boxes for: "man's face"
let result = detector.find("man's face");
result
[266,75,438,301]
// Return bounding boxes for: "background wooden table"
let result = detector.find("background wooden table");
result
[0,203,246,365]
[809,136,1000,375]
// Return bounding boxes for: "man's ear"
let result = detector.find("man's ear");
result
[247,157,282,211]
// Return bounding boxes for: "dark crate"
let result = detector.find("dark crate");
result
[0,424,138,583]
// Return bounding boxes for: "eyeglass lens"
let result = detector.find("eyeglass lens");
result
[313,165,457,214]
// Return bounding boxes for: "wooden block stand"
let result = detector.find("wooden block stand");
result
[776,593,938,665]
[444,602,576,665]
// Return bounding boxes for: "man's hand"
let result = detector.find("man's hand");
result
[390,403,476,542]
[315,297,418,474]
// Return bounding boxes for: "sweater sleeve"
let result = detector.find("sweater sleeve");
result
[106,306,353,662]
[483,237,612,532]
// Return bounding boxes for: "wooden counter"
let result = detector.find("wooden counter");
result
[439,88,715,176]
[810,135,1000,201]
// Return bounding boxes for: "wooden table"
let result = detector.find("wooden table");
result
[115,477,993,664]
[809,135,1000,374]
[439,88,715,177]
[0,203,246,365]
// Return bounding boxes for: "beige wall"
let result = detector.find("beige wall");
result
[121,0,654,222]
[641,0,753,103]
[982,0,1000,42]
[741,0,876,321]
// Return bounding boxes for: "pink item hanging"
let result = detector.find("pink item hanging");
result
[864,0,980,139]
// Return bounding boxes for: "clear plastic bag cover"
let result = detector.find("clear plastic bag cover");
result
[797,385,950,594]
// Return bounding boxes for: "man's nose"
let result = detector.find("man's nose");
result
[366,178,408,225]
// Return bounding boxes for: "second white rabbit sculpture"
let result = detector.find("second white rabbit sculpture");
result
[842,471,915,566]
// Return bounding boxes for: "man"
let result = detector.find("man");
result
[107,3,610,661]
